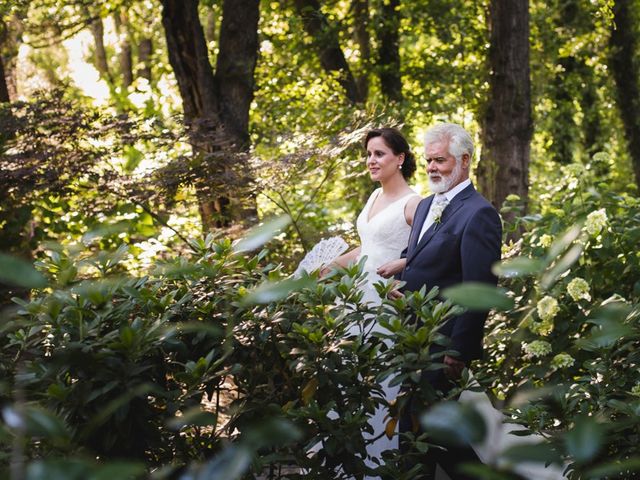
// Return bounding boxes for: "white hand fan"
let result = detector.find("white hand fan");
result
[294,236,349,277]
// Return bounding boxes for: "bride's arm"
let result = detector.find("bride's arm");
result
[320,246,361,277]
[404,195,422,225]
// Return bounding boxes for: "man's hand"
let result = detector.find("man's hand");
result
[387,280,405,300]
[377,258,407,278]
[443,355,465,380]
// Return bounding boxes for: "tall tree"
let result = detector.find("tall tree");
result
[115,9,133,89]
[0,54,9,103]
[478,0,532,214]
[293,0,365,104]
[160,0,259,228]
[83,6,113,84]
[609,0,640,187]
[375,0,402,102]
[352,0,370,99]
[137,38,152,82]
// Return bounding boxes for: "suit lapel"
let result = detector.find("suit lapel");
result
[408,196,433,252]
[407,184,476,263]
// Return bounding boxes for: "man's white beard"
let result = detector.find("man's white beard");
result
[428,160,463,193]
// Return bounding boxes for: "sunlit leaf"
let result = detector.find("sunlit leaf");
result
[241,276,315,305]
[545,223,583,261]
[492,257,544,278]
[0,253,47,288]
[540,243,584,290]
[3,405,69,441]
[233,215,291,253]
[301,377,319,405]
[421,401,486,446]
[81,221,132,244]
[442,283,514,311]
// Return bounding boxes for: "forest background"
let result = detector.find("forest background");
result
[1,0,640,479]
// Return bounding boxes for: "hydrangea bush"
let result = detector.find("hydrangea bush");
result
[475,157,640,478]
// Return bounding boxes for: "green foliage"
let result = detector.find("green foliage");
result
[0,233,462,478]
[471,159,640,478]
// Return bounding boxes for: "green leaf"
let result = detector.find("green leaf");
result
[500,442,562,465]
[242,417,302,449]
[540,243,584,290]
[0,253,47,288]
[583,458,640,478]
[442,283,514,311]
[421,401,487,446]
[241,276,315,305]
[167,407,218,430]
[3,406,69,441]
[564,417,605,464]
[233,215,291,253]
[545,223,583,261]
[576,318,632,350]
[492,257,544,278]
[187,445,253,480]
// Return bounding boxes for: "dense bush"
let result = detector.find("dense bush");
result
[0,230,465,479]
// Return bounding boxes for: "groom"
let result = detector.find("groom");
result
[395,123,502,479]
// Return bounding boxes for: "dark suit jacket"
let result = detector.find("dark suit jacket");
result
[399,183,502,363]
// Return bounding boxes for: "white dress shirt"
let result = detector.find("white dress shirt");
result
[417,179,471,242]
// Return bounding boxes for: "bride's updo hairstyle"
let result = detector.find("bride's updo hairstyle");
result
[364,127,417,180]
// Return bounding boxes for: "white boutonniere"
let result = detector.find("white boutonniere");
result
[431,198,450,224]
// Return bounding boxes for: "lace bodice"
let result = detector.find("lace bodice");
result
[356,188,418,303]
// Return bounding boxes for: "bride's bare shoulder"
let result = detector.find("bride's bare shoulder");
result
[404,194,423,225]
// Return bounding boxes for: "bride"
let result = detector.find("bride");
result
[322,127,421,473]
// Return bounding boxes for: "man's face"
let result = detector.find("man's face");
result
[424,140,468,193]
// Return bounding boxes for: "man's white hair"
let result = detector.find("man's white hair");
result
[423,123,474,163]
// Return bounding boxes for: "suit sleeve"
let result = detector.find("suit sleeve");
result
[449,205,502,362]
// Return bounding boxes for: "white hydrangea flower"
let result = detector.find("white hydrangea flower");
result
[529,318,554,336]
[584,208,608,236]
[523,340,552,358]
[567,277,591,302]
[537,296,559,322]
[551,353,575,369]
[539,234,553,248]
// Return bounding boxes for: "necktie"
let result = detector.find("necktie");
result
[418,194,449,242]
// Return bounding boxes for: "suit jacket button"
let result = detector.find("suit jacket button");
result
[406,266,411,271]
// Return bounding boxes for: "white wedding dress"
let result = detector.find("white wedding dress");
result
[353,188,419,474]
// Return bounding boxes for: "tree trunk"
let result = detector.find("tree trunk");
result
[0,54,9,103]
[352,0,370,99]
[548,56,578,164]
[293,0,365,104]
[478,0,532,217]
[115,10,133,88]
[609,0,640,188]
[160,0,259,229]
[84,8,112,83]
[216,0,260,148]
[138,38,152,82]
[375,0,402,102]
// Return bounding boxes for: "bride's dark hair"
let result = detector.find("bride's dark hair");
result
[364,127,417,180]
